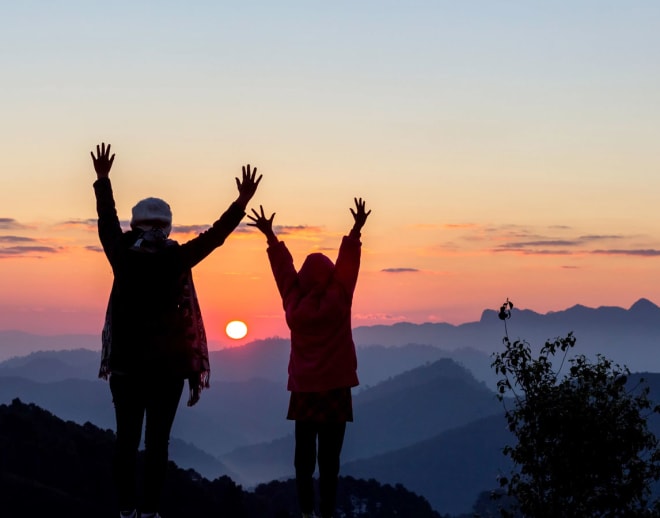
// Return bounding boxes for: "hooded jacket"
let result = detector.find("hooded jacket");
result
[267,231,362,392]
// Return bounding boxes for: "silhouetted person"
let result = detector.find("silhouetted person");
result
[91,142,261,518]
[248,198,370,518]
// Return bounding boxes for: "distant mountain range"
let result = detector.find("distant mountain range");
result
[3,298,660,515]
[353,298,660,366]
[3,297,660,379]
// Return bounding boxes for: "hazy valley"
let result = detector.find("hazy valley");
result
[3,299,660,515]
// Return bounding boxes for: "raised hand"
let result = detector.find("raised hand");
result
[350,197,371,232]
[247,205,278,244]
[90,142,115,179]
[235,164,263,208]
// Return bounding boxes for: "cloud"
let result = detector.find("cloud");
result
[0,245,60,258]
[499,240,581,249]
[579,235,625,241]
[173,223,212,234]
[591,249,660,257]
[0,218,28,230]
[57,219,99,230]
[171,222,326,238]
[493,233,631,256]
[0,231,63,258]
[85,245,104,253]
[381,267,420,273]
[443,223,478,229]
[419,221,660,261]
[0,235,37,243]
[493,248,574,256]
[276,225,324,235]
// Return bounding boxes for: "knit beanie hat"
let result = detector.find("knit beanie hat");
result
[130,197,172,230]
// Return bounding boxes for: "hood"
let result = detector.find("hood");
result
[298,253,334,293]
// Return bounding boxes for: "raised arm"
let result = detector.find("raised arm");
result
[335,198,371,295]
[247,207,301,302]
[179,164,262,268]
[91,142,122,259]
[246,205,279,246]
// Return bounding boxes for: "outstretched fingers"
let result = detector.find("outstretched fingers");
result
[91,142,115,177]
[246,206,263,225]
[92,142,112,160]
[236,164,263,192]
[241,163,261,181]
[354,197,370,214]
[247,205,274,222]
[246,205,276,236]
[350,197,371,229]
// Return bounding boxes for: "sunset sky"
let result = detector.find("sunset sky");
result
[1,1,660,347]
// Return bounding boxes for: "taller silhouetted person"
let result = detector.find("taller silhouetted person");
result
[248,198,371,518]
[91,142,261,518]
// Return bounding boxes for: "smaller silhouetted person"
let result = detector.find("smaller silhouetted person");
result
[248,198,371,518]
[91,142,261,518]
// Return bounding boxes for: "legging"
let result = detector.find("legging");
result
[294,420,347,518]
[110,373,184,513]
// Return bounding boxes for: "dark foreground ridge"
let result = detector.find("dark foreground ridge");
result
[0,399,444,518]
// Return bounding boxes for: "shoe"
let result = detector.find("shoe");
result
[120,511,137,518]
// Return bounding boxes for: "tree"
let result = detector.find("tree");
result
[491,300,660,518]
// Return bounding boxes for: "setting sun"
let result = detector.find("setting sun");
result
[225,320,248,340]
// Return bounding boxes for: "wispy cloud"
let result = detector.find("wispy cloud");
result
[173,222,326,238]
[494,248,574,256]
[276,225,324,235]
[579,235,625,241]
[0,245,60,258]
[499,240,581,249]
[173,223,212,234]
[494,234,645,257]
[443,223,478,230]
[0,235,37,243]
[381,267,420,273]
[0,225,64,258]
[56,219,99,230]
[591,249,660,257]
[0,218,29,230]
[424,221,658,260]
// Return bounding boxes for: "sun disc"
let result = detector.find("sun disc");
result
[226,320,248,340]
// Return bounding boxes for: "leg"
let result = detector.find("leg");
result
[110,374,146,513]
[142,376,184,514]
[295,420,318,515]
[317,422,346,518]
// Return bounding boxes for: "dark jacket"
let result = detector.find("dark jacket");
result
[94,177,245,377]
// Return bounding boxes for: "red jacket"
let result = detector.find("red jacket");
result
[267,232,362,392]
